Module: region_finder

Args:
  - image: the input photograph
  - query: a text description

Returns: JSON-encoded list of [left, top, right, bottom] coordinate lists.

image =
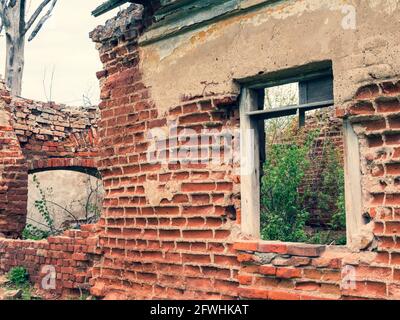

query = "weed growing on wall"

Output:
[[22, 174, 102, 240], [22, 176, 55, 240], [4, 267, 40, 300], [7, 267, 29, 286]]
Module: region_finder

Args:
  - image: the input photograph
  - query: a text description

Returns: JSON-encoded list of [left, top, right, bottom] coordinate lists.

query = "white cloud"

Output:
[[0, 0, 129, 106]]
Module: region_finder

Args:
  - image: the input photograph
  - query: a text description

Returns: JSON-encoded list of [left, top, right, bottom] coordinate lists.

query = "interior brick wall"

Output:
[[0, 83, 99, 237], [301, 108, 344, 225]]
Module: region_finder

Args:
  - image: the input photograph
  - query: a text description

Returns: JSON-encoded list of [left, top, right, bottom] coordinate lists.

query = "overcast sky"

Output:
[[0, 1, 129, 106]]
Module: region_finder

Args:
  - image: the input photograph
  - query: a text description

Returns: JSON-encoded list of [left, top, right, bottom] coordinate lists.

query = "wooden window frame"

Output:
[[238, 65, 363, 248]]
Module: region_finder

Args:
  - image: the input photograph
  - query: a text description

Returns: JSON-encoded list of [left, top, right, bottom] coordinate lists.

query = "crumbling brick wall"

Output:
[[0, 81, 99, 237], [86, 3, 400, 300], [0, 85, 28, 238], [1, 1, 400, 301], [0, 225, 101, 297], [235, 79, 400, 300], [10, 95, 99, 171], [89, 7, 242, 299], [86, 2, 400, 300], [0, 84, 101, 295]]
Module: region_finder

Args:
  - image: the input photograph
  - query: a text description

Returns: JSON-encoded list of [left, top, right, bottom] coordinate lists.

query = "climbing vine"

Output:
[[22, 174, 102, 241]]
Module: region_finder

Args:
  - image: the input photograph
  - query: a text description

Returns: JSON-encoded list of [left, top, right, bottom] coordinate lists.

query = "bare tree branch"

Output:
[[27, 0, 57, 41], [46, 200, 80, 224], [26, 217, 54, 230], [23, 0, 51, 33], [2, 0, 57, 95]]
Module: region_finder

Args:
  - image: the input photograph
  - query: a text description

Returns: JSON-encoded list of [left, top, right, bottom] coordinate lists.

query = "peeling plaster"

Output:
[[139, 0, 400, 114], [144, 180, 180, 206]]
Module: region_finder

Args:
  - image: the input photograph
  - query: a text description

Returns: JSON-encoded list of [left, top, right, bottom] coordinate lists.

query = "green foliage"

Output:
[[7, 267, 29, 286], [261, 125, 346, 245], [86, 202, 101, 222], [22, 175, 57, 240], [330, 166, 346, 231], [3, 267, 40, 300], [22, 224, 50, 240], [33, 175, 55, 228], [261, 132, 316, 242], [22, 174, 102, 241], [20, 284, 40, 300]]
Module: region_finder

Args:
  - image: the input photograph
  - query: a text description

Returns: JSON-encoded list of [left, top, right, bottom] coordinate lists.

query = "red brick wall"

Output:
[[235, 79, 400, 300], [0, 86, 28, 238], [9, 96, 99, 171], [301, 108, 344, 225], [0, 3, 399, 301], [0, 225, 101, 297], [89, 7, 241, 300], [0, 81, 99, 238]]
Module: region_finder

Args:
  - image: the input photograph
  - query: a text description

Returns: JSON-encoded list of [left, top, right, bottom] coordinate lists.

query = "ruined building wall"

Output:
[[89, 7, 242, 299], [1, 0, 400, 300], [10, 96, 99, 171], [236, 79, 400, 300], [88, 1, 400, 300], [0, 80, 100, 237], [0, 84, 28, 238], [0, 83, 102, 296]]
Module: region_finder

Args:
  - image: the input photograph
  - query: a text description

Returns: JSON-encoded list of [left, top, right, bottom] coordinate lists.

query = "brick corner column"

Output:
[[0, 83, 28, 238]]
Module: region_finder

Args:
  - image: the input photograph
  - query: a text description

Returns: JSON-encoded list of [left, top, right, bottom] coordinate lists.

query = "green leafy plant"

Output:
[[261, 118, 347, 245], [22, 224, 50, 241], [4, 267, 40, 300], [330, 166, 346, 231], [22, 175, 58, 240], [7, 267, 29, 286], [261, 132, 318, 242]]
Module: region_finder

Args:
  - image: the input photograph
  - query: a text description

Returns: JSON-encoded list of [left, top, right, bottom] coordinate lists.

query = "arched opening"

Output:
[[24, 168, 104, 240]]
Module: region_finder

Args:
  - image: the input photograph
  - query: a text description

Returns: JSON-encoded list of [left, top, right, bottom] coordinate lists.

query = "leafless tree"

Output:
[[0, 0, 58, 96]]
